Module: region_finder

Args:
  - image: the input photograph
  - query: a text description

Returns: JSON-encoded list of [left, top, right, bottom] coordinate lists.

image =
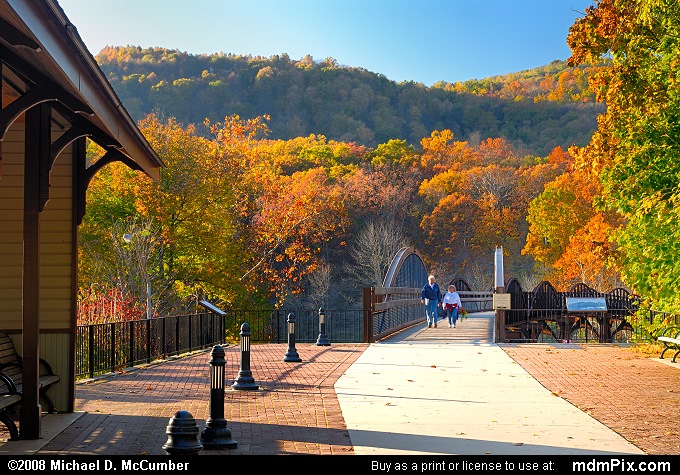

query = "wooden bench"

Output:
[[0, 372, 22, 440], [0, 332, 61, 439], [658, 326, 680, 363]]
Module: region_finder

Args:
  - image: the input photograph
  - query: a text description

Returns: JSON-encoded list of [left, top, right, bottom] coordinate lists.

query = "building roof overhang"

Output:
[[1, 0, 163, 180]]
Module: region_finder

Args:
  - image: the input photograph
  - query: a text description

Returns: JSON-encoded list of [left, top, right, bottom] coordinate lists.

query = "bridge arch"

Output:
[[362, 247, 428, 342], [382, 246, 428, 288], [365, 247, 495, 342], [448, 277, 472, 291]]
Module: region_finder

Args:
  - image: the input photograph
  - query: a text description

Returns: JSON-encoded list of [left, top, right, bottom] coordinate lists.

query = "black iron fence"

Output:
[[76, 311, 225, 379], [501, 279, 680, 343], [76, 305, 365, 379], [76, 289, 680, 379]]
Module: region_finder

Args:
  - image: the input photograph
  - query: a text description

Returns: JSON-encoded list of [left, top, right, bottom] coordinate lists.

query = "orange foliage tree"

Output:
[[522, 148, 624, 291], [550, 214, 622, 291], [419, 135, 568, 279], [522, 171, 599, 267], [207, 118, 350, 306]]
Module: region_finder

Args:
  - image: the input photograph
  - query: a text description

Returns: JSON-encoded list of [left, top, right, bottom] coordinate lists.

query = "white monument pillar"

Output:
[[494, 246, 504, 290], [493, 246, 505, 343]]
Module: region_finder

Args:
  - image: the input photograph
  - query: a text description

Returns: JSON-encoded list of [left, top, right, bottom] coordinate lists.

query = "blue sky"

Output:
[[58, 0, 595, 86]]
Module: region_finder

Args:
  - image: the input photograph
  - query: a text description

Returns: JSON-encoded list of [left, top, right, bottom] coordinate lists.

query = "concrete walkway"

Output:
[[335, 312, 645, 455]]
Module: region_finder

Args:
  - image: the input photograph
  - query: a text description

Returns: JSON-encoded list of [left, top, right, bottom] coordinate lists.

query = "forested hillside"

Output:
[[96, 46, 604, 156], [79, 1, 680, 339], [77, 45, 617, 321]]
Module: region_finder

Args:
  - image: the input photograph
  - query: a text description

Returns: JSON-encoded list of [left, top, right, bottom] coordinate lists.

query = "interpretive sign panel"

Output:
[[493, 293, 511, 310]]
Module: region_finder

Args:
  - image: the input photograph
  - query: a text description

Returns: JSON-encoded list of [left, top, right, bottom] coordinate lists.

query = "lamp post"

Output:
[[200, 345, 237, 450], [282, 313, 302, 362], [315, 306, 330, 346], [231, 323, 259, 390]]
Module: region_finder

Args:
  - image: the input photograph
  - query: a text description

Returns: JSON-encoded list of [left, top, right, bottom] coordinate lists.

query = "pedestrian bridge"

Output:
[[367, 246, 640, 344]]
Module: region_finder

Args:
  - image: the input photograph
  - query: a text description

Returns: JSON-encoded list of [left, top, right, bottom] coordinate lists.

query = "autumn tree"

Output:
[[551, 214, 623, 290], [132, 114, 247, 307], [208, 117, 350, 307], [419, 136, 560, 278], [78, 142, 158, 319], [522, 171, 600, 267], [567, 0, 680, 309]]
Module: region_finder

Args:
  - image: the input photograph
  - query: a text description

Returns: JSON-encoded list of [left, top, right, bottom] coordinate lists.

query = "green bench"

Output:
[[658, 326, 680, 363]]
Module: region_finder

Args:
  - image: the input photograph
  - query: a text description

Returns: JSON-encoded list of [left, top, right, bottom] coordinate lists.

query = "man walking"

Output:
[[421, 275, 442, 328]]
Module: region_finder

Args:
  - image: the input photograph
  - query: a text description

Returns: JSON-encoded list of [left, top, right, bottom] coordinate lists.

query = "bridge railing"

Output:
[[457, 291, 493, 312], [363, 287, 492, 342], [498, 281, 649, 343]]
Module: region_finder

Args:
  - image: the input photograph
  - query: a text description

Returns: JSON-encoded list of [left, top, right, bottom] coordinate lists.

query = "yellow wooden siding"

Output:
[[40, 131, 74, 331], [38, 332, 70, 412], [0, 231, 23, 242], [0, 254, 23, 267], [0, 277, 21, 287], [0, 209, 23, 221], [0, 122, 75, 330], [1, 119, 75, 412], [0, 126, 25, 329]]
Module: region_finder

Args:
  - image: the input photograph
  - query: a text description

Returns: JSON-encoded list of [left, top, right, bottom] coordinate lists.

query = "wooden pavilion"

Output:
[[1, 0, 163, 439]]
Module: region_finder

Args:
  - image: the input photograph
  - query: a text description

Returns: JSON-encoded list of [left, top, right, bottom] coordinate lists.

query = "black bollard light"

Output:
[[162, 410, 202, 455], [315, 306, 331, 346], [282, 312, 302, 362], [231, 322, 259, 390], [200, 345, 237, 450]]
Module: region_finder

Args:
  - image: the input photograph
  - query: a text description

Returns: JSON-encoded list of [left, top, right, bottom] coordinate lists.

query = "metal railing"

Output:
[[363, 287, 492, 342], [501, 307, 680, 344], [76, 293, 675, 379], [76, 310, 225, 379], [76, 304, 365, 379], [458, 291, 494, 312]]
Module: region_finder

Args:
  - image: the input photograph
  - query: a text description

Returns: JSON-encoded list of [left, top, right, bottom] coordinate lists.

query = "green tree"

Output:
[[134, 115, 247, 307], [567, 0, 680, 310]]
